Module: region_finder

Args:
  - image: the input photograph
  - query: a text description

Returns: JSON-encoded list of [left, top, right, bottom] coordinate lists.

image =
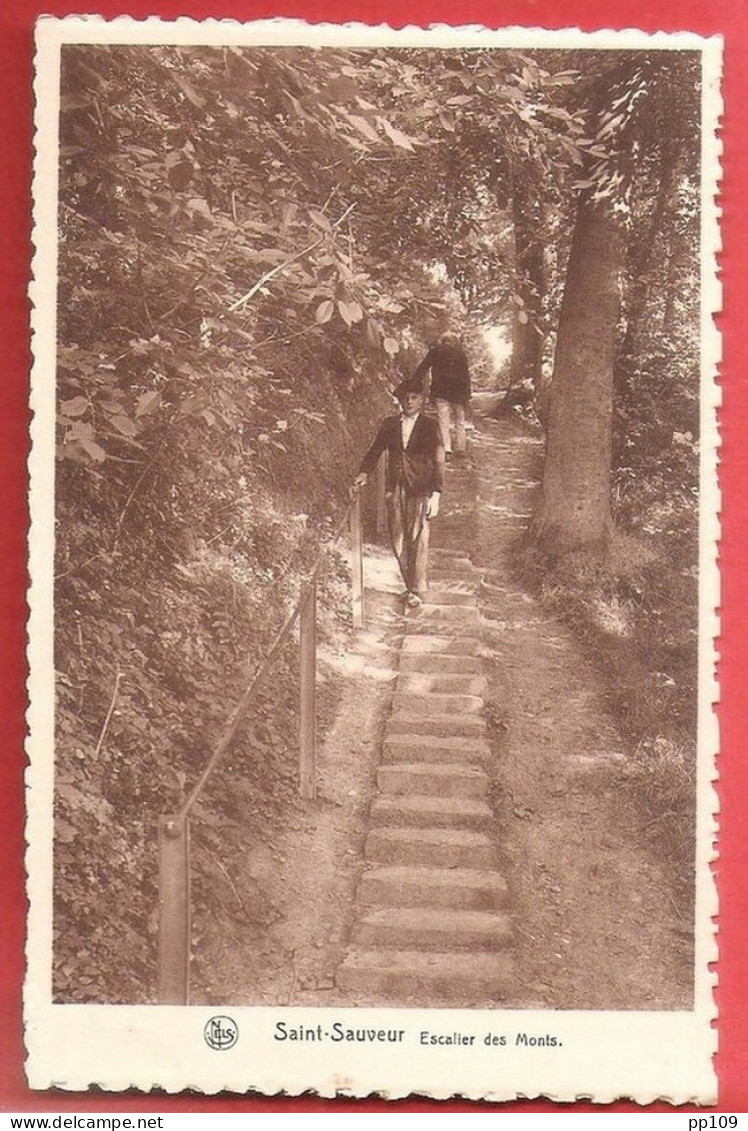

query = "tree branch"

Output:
[[227, 203, 356, 313], [94, 669, 123, 761]]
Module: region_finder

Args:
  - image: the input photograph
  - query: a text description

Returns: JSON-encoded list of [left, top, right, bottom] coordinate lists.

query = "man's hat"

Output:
[[393, 375, 427, 402]]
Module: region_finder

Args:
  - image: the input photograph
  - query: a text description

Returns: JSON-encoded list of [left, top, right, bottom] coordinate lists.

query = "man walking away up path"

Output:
[[411, 331, 471, 460], [353, 377, 445, 609]]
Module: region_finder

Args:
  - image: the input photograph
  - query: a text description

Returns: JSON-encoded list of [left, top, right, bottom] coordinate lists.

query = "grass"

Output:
[[512, 526, 698, 884]]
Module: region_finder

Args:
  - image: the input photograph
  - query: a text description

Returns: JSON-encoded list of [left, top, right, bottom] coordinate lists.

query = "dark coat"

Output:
[[359, 413, 445, 496], [411, 343, 471, 404]]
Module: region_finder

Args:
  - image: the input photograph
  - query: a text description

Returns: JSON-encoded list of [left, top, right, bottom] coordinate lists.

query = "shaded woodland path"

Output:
[[197, 404, 693, 1011]]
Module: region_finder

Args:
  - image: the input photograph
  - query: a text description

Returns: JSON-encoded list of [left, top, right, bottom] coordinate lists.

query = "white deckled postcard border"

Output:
[[26, 16, 721, 1101]]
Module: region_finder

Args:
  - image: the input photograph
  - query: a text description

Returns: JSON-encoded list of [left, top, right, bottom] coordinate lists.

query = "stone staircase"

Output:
[[337, 545, 513, 1005]]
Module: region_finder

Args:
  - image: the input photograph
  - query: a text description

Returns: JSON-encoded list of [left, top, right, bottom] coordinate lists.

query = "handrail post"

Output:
[[299, 579, 317, 800], [158, 812, 190, 1004], [350, 487, 365, 629], [153, 495, 362, 999], [376, 453, 387, 537]]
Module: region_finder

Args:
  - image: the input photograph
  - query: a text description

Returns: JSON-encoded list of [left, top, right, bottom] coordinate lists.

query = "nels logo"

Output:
[[204, 1015, 239, 1051]]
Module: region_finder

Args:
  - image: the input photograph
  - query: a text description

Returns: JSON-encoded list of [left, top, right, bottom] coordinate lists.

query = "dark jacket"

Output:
[[411, 343, 471, 404], [359, 413, 445, 496]]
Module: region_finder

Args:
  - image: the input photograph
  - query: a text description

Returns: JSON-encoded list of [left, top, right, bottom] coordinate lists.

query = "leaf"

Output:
[[135, 390, 161, 418], [60, 396, 89, 418], [69, 420, 94, 441], [56, 819, 77, 844], [285, 93, 307, 121], [378, 117, 416, 151], [186, 197, 213, 219], [308, 210, 332, 232], [548, 73, 579, 86], [383, 337, 400, 357], [334, 257, 353, 282], [77, 437, 107, 463], [347, 113, 380, 143], [338, 300, 363, 325], [315, 300, 334, 324], [257, 248, 290, 265], [58, 443, 87, 465], [107, 414, 139, 438], [337, 108, 380, 144]]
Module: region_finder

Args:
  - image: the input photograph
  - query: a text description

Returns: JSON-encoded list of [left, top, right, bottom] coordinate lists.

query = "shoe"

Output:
[[406, 592, 424, 609]]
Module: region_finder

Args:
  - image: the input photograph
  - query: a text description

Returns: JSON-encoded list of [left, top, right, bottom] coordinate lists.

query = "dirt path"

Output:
[[467, 405, 692, 1010], [199, 405, 692, 1011]]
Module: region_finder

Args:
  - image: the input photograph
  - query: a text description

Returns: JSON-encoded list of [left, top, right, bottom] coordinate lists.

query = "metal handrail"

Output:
[[157, 476, 372, 1004], [178, 494, 356, 821]]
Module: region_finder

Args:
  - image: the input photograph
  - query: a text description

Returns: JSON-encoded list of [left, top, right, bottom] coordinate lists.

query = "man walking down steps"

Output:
[[353, 376, 445, 611], [336, 513, 513, 1005]]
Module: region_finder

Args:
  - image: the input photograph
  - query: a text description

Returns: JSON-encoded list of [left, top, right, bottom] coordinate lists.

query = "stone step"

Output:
[[386, 712, 487, 739], [397, 672, 487, 697], [377, 762, 489, 799], [354, 907, 513, 951], [430, 548, 474, 563], [370, 793, 493, 830], [414, 604, 481, 625], [358, 864, 509, 910], [430, 563, 479, 578], [383, 733, 490, 765], [427, 578, 476, 592], [399, 653, 482, 675], [401, 635, 481, 656], [336, 948, 513, 1001], [365, 826, 497, 869], [392, 691, 484, 715], [425, 589, 476, 607]]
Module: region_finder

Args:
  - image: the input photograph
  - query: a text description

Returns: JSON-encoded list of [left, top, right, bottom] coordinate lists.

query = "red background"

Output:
[[1, 0, 745, 1113]]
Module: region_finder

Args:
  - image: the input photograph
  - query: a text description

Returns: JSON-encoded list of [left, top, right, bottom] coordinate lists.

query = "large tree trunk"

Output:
[[531, 194, 624, 557]]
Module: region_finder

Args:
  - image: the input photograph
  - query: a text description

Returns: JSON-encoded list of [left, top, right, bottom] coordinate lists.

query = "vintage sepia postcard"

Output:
[[26, 16, 721, 1102]]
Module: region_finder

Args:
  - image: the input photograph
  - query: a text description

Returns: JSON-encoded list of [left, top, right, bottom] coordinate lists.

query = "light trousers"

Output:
[[387, 482, 430, 597], [435, 398, 467, 454]]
